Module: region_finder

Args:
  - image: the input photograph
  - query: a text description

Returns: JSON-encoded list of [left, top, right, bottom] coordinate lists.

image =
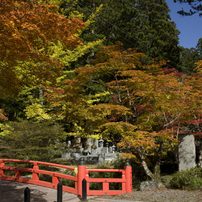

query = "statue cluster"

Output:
[[61, 136, 117, 164]]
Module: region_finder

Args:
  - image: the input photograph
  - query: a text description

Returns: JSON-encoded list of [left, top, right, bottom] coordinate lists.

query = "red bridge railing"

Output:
[[0, 158, 132, 197]]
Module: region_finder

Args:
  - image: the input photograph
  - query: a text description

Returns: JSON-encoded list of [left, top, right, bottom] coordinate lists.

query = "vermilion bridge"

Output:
[[0, 158, 132, 198]]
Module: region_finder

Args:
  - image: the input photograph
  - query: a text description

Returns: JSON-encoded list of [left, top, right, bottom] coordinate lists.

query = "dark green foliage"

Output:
[[0, 97, 26, 121], [179, 37, 202, 74], [61, 0, 138, 67], [60, 0, 180, 68], [174, 0, 202, 16], [170, 167, 202, 190], [0, 120, 66, 161], [196, 37, 202, 59], [131, 0, 180, 67], [179, 46, 199, 74]]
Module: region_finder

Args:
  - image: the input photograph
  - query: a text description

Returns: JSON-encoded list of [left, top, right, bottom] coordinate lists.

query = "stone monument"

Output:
[[178, 134, 196, 171]]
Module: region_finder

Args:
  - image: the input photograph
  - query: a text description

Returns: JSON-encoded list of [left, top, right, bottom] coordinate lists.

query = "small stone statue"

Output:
[[84, 138, 93, 154], [67, 140, 71, 148], [98, 138, 104, 148], [72, 136, 83, 153]]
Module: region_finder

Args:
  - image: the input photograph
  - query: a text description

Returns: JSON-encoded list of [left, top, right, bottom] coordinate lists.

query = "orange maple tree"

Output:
[[44, 41, 202, 183], [0, 0, 85, 96]]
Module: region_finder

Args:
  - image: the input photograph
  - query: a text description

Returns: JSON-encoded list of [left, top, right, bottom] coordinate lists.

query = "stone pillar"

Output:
[[178, 134, 196, 171], [103, 142, 108, 154], [94, 139, 99, 148], [98, 138, 104, 148], [108, 146, 113, 153], [112, 145, 116, 153]]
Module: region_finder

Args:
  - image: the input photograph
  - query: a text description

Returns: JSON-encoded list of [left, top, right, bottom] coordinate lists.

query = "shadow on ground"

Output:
[[0, 180, 49, 202]]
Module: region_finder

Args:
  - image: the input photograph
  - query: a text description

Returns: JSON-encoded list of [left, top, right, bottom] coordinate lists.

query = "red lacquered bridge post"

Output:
[[32, 162, 39, 181], [77, 157, 86, 197], [0, 159, 5, 178], [125, 159, 132, 193]]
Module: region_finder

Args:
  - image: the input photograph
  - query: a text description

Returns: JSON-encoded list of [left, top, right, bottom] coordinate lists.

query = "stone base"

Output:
[[139, 181, 158, 191]]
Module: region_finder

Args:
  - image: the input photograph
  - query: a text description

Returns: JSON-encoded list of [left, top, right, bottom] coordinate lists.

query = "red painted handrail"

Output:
[[0, 158, 132, 197], [78, 160, 132, 196], [0, 159, 77, 194]]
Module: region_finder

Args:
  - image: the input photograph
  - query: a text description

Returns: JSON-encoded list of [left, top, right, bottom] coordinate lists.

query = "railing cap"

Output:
[[125, 159, 131, 167], [78, 157, 86, 166]]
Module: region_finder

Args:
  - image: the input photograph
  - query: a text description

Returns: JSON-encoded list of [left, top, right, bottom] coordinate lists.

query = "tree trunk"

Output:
[[136, 147, 154, 180], [39, 86, 43, 106], [154, 161, 161, 183], [153, 141, 165, 187], [141, 158, 154, 180]]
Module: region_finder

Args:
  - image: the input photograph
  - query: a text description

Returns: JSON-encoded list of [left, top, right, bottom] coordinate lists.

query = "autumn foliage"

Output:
[[1, 0, 202, 184], [0, 0, 85, 96], [44, 42, 202, 181]]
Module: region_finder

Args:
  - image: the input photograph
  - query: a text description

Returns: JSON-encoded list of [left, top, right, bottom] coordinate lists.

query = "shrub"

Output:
[[0, 120, 66, 161], [170, 167, 202, 190]]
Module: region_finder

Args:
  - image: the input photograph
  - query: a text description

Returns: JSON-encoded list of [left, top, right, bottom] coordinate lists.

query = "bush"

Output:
[[0, 120, 66, 161], [170, 167, 202, 190]]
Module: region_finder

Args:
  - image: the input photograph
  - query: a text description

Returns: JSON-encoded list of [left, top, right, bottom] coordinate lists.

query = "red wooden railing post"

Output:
[[0, 159, 5, 178], [124, 159, 132, 193], [52, 173, 59, 189], [103, 179, 109, 195], [77, 157, 86, 197], [15, 170, 21, 180], [32, 162, 39, 181]]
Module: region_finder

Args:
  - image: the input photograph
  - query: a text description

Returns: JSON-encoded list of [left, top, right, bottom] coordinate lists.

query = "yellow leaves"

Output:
[[0, 0, 86, 96], [194, 60, 202, 73], [24, 103, 51, 122], [50, 39, 103, 68], [0, 123, 14, 137], [10, 20, 15, 27], [86, 91, 110, 104], [120, 153, 138, 161], [85, 4, 103, 27], [92, 103, 134, 117]]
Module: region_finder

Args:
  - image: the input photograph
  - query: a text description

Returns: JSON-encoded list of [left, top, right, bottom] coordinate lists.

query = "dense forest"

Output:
[[0, 0, 202, 184]]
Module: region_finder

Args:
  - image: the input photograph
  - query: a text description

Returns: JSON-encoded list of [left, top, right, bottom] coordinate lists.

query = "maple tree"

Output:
[[0, 0, 85, 97], [44, 42, 180, 182], [45, 41, 202, 184]]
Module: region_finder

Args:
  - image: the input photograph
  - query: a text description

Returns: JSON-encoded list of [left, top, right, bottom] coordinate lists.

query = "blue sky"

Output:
[[165, 0, 202, 49]]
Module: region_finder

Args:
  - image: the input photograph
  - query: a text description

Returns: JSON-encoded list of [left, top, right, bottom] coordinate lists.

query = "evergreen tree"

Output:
[[179, 46, 199, 74], [174, 0, 202, 16], [196, 37, 202, 59], [60, 0, 180, 68], [179, 38, 202, 74], [130, 0, 180, 67]]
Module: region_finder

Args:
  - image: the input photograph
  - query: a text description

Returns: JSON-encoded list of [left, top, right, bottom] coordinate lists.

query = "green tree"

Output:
[[131, 0, 180, 67], [174, 0, 202, 16], [196, 37, 202, 59], [179, 46, 199, 74], [0, 120, 67, 161], [178, 38, 202, 74], [60, 0, 180, 68]]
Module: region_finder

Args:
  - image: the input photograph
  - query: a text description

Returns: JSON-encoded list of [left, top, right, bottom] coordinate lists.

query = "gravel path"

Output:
[[98, 188, 202, 202]]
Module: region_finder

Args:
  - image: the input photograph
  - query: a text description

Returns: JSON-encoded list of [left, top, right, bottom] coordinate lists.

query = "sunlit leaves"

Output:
[[0, 0, 85, 96], [24, 103, 51, 122]]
